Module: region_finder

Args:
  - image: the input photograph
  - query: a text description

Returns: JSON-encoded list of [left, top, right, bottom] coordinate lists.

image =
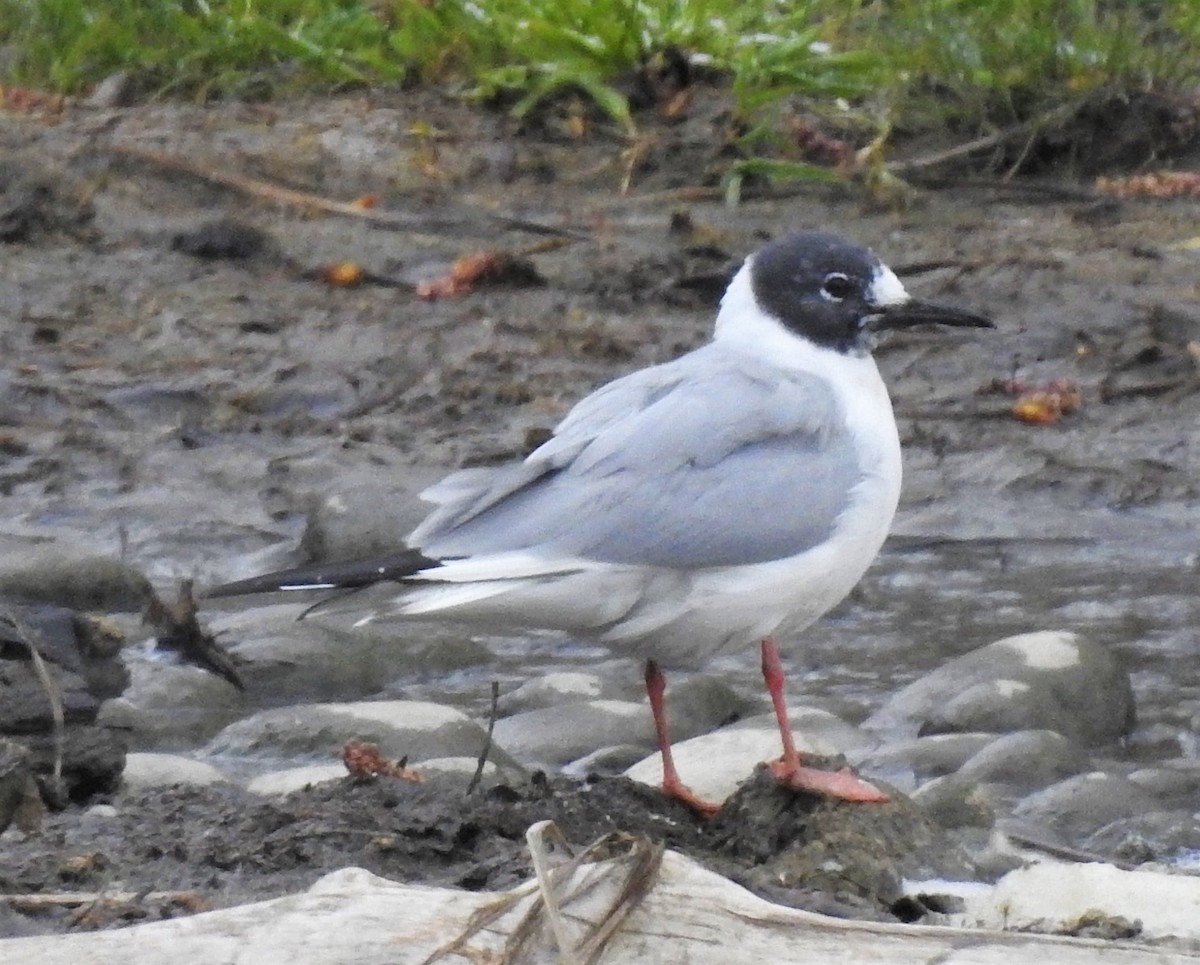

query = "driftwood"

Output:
[[1, 837, 1194, 965]]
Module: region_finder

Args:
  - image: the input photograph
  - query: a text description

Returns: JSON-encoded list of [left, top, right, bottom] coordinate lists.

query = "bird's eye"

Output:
[[822, 272, 856, 301]]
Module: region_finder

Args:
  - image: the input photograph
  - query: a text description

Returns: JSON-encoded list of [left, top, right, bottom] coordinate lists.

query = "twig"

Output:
[[0, 607, 64, 794], [467, 681, 500, 796], [0, 889, 206, 911], [887, 103, 1079, 175], [102, 145, 588, 240]]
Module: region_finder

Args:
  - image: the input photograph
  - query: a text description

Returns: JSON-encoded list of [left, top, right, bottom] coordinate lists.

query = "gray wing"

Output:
[[409, 345, 861, 568]]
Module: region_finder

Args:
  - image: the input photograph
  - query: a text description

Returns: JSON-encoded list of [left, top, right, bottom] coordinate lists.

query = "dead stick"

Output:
[[103, 145, 587, 239], [888, 103, 1079, 174], [1, 890, 204, 911], [468, 681, 500, 795]]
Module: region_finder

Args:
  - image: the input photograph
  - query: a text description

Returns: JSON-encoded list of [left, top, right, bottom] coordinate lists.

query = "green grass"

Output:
[[2, 0, 1199, 171]]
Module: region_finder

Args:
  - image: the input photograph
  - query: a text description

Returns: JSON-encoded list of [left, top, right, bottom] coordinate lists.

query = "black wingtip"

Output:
[[204, 549, 440, 599]]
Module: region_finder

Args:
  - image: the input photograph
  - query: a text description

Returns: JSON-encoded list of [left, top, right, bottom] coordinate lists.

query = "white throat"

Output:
[[712, 256, 903, 517], [713, 259, 862, 375]]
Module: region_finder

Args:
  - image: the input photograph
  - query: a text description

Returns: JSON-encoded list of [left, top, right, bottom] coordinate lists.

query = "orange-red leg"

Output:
[[761, 638, 889, 803], [644, 659, 719, 816]]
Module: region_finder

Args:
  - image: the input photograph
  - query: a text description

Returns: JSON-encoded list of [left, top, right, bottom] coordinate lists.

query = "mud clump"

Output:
[[0, 767, 967, 937]]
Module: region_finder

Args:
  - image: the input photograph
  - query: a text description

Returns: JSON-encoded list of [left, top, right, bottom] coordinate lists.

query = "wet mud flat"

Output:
[[1, 88, 1199, 947]]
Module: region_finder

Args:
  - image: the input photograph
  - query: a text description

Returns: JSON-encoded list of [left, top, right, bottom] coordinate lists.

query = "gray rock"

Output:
[[493, 699, 651, 768], [0, 739, 41, 834], [246, 755, 513, 797], [97, 652, 245, 747], [956, 729, 1090, 789], [418, 755, 514, 791], [493, 678, 757, 770], [563, 744, 649, 777], [851, 733, 995, 789], [910, 774, 997, 830], [204, 700, 514, 768], [865, 631, 1134, 747], [214, 606, 490, 701], [122, 752, 230, 792], [246, 764, 345, 796], [1014, 771, 1160, 841], [1127, 759, 1200, 810], [669, 677, 765, 736], [729, 708, 872, 755], [1084, 809, 1200, 865], [496, 672, 614, 715], [0, 549, 153, 612]]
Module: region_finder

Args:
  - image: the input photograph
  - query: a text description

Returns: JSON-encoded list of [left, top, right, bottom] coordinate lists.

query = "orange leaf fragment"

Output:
[[416, 249, 540, 300], [322, 261, 364, 287], [341, 739, 424, 783], [350, 194, 379, 210], [1012, 392, 1064, 425], [1011, 379, 1082, 426]]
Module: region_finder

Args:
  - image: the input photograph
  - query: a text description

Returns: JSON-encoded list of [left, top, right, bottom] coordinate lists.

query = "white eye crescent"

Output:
[[821, 272, 855, 301]]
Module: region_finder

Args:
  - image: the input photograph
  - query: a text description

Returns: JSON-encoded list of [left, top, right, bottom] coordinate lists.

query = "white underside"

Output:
[[376, 264, 904, 669]]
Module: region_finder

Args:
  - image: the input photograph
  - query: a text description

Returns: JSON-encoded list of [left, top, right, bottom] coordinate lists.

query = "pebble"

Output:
[[0, 547, 153, 612], [1083, 810, 1200, 865], [496, 672, 613, 715], [97, 651, 245, 746], [1013, 771, 1161, 841], [852, 733, 996, 791], [865, 631, 1134, 747], [203, 700, 516, 768], [492, 700, 650, 768], [956, 729, 1090, 789], [122, 752, 230, 792], [298, 473, 441, 563], [1127, 759, 1200, 810], [212, 606, 490, 701], [246, 764, 345, 796], [910, 775, 997, 830], [563, 744, 650, 777], [493, 677, 757, 770]]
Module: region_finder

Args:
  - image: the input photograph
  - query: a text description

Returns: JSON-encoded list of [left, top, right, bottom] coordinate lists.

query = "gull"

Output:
[[208, 231, 992, 813]]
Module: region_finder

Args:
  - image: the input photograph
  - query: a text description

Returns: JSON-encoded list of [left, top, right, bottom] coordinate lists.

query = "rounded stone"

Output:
[[203, 700, 514, 768], [492, 700, 651, 768], [956, 730, 1090, 789], [122, 752, 230, 792], [97, 653, 246, 748], [213, 605, 491, 702], [853, 733, 996, 790], [246, 764, 345, 796], [1013, 771, 1161, 842], [865, 631, 1135, 747], [496, 672, 613, 715], [910, 774, 997, 830]]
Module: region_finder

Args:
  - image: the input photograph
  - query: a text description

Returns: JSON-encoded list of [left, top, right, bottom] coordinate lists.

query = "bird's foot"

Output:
[[660, 775, 720, 817], [768, 758, 889, 804]]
